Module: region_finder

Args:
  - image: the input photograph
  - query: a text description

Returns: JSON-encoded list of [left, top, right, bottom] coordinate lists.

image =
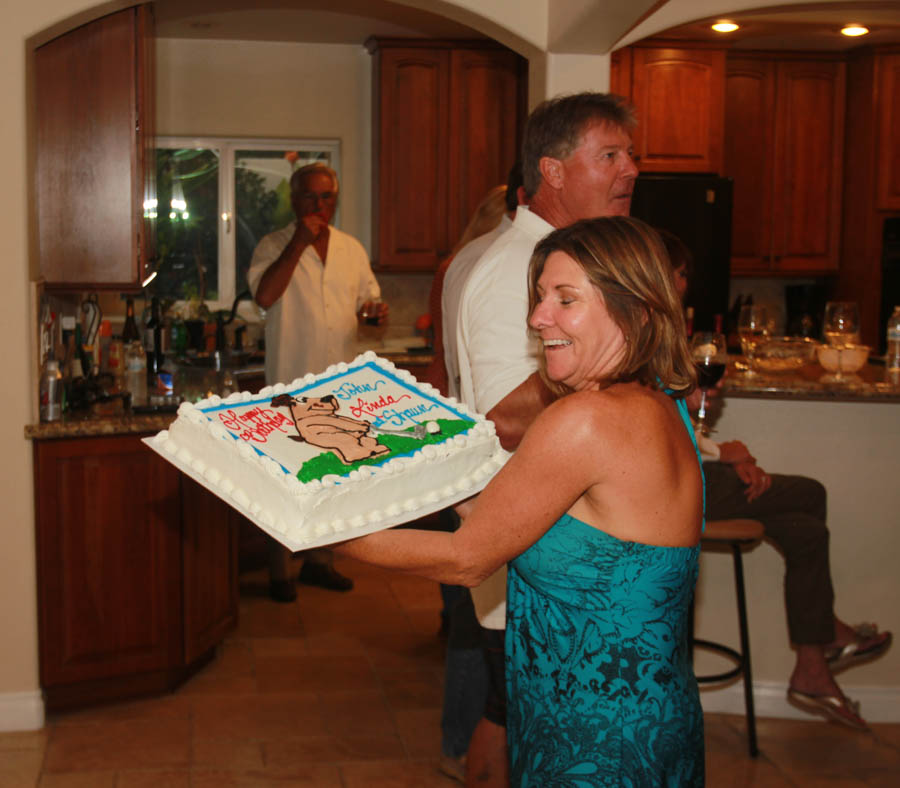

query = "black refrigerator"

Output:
[[630, 174, 733, 333]]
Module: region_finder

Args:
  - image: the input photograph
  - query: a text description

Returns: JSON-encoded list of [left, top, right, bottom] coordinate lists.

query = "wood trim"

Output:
[[365, 37, 507, 54]]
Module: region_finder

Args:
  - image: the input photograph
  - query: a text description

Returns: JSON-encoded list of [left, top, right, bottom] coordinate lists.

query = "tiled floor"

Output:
[[2, 557, 899, 787]]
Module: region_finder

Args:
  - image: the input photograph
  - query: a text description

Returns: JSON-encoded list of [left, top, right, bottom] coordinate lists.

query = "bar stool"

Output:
[[691, 518, 765, 758]]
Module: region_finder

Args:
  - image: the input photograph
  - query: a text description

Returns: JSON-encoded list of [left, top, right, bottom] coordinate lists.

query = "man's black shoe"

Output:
[[269, 579, 297, 603], [298, 562, 354, 592]]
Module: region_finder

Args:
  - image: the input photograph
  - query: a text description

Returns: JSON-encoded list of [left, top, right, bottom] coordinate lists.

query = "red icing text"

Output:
[[348, 392, 412, 420], [219, 407, 293, 443]]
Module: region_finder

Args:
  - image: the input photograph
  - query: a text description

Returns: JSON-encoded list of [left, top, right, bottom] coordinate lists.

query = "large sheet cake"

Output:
[[143, 352, 509, 551]]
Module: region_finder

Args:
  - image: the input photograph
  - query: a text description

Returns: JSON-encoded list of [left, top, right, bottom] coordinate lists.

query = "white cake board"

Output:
[[142, 436, 489, 552]]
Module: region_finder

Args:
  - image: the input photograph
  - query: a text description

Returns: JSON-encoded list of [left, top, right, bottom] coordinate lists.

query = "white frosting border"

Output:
[[142, 352, 509, 551]]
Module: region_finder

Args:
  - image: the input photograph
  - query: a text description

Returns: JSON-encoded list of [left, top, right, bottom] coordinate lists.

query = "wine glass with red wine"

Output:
[[690, 331, 727, 436]]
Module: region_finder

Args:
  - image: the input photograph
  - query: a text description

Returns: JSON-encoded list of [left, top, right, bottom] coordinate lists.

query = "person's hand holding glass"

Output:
[[690, 331, 727, 436], [738, 304, 769, 375]]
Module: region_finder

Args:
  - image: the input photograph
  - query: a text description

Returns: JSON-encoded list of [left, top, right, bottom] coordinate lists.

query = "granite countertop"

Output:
[[26, 349, 436, 441], [37, 352, 893, 441], [25, 411, 175, 440], [722, 359, 900, 402]]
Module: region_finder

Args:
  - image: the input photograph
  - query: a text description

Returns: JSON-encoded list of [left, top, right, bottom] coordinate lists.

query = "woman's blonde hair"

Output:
[[451, 185, 508, 255], [528, 216, 697, 396]]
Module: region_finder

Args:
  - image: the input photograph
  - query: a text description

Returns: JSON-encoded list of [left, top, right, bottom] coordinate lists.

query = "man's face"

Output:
[[557, 121, 638, 221], [291, 171, 338, 225]]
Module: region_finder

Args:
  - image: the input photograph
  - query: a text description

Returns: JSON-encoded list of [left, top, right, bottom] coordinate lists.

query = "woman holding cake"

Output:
[[337, 216, 705, 786]]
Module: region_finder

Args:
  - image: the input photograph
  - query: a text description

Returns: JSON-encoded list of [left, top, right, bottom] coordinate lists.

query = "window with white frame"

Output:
[[148, 137, 341, 312]]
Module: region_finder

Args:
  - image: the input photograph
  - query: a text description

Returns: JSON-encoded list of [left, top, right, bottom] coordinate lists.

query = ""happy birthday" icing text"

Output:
[[219, 407, 293, 443]]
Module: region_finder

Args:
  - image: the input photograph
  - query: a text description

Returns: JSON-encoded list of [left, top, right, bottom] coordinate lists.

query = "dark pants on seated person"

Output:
[[703, 462, 835, 645]]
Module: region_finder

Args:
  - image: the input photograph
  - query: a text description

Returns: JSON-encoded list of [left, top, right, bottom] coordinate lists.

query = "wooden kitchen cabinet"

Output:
[[368, 39, 525, 271], [181, 476, 240, 664], [34, 434, 238, 710], [838, 47, 900, 347], [618, 45, 726, 174], [876, 53, 900, 211], [725, 55, 845, 276], [35, 5, 154, 289]]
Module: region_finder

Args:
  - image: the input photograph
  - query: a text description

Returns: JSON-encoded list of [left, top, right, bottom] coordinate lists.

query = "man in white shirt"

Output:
[[455, 92, 639, 785], [248, 163, 386, 600], [248, 163, 384, 385]]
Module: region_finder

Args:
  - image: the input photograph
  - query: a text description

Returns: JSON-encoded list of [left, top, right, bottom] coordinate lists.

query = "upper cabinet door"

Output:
[[630, 47, 725, 174], [877, 54, 900, 211], [724, 57, 776, 275], [369, 39, 526, 271], [373, 47, 451, 272], [35, 6, 153, 289], [770, 59, 845, 273], [446, 48, 522, 255]]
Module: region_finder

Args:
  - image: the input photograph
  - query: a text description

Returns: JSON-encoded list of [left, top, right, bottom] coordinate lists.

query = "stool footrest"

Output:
[[692, 638, 744, 683]]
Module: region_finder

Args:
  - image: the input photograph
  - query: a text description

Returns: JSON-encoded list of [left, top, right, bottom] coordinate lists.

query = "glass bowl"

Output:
[[815, 343, 871, 374], [752, 337, 818, 373]]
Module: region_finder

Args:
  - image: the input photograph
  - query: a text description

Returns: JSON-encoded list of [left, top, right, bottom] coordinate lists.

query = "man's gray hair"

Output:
[[290, 162, 339, 194], [521, 92, 636, 197]]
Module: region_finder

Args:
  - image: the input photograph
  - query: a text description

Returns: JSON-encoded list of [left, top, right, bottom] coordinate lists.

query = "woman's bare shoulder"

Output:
[[524, 386, 641, 451]]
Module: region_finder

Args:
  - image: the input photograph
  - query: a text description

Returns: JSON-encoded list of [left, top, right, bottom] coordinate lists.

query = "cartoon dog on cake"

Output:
[[271, 393, 390, 465]]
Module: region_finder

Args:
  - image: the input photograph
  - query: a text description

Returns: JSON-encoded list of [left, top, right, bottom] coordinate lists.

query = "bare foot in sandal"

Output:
[[826, 621, 892, 673]]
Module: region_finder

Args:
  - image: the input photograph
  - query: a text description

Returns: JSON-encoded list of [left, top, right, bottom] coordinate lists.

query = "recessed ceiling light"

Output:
[[711, 21, 740, 33], [841, 24, 869, 37]]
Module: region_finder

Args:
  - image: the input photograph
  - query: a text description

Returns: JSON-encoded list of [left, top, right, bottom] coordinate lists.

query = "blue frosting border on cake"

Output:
[[194, 359, 477, 482]]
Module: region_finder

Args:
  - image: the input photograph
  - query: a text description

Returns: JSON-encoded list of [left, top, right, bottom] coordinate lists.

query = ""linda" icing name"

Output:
[[348, 392, 412, 420], [219, 407, 293, 443]]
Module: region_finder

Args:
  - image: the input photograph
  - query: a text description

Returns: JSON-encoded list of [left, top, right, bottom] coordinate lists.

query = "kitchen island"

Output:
[[696, 361, 900, 722]]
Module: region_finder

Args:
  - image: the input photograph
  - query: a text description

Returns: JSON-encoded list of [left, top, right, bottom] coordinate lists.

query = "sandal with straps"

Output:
[[825, 624, 892, 673], [787, 688, 869, 731]]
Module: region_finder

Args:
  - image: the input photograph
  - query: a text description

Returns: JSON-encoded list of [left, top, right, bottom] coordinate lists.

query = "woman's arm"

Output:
[[334, 393, 607, 585]]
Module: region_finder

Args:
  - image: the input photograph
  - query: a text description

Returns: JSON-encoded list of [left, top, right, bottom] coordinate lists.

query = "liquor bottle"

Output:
[[39, 358, 62, 422], [122, 297, 140, 343]]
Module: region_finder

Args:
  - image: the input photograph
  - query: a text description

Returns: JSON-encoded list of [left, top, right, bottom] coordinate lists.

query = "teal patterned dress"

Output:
[[505, 404, 704, 786]]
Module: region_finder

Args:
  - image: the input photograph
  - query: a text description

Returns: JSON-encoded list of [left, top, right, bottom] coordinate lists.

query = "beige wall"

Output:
[[4, 0, 896, 731], [156, 38, 373, 253]]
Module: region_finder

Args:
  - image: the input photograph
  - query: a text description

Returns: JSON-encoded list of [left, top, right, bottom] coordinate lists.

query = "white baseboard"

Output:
[[700, 680, 900, 723], [0, 691, 45, 732]]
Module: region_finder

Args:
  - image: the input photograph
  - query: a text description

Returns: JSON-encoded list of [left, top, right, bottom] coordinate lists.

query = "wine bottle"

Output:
[[122, 297, 140, 343], [145, 297, 164, 388]]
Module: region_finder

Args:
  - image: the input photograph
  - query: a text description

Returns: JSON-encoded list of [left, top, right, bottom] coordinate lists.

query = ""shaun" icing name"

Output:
[[375, 402, 439, 428], [218, 407, 293, 443]]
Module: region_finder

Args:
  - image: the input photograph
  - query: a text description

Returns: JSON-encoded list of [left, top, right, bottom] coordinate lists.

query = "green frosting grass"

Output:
[[295, 418, 475, 483]]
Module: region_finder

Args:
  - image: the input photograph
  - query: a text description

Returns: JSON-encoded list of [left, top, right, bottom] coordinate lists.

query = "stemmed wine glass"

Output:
[[690, 332, 727, 436], [738, 304, 769, 375], [823, 301, 860, 346]]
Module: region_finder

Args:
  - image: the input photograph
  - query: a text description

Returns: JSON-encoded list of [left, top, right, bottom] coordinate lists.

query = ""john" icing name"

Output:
[[219, 407, 293, 443], [333, 379, 386, 399]]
